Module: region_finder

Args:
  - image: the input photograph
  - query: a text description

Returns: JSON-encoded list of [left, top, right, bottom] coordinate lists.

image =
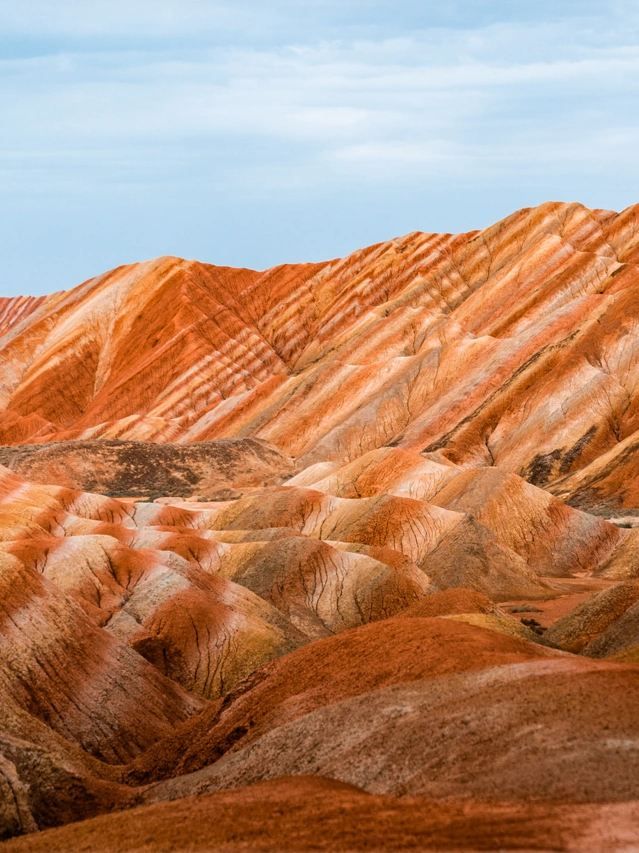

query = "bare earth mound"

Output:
[[3, 202, 639, 849], [0, 438, 292, 498], [4, 777, 639, 853]]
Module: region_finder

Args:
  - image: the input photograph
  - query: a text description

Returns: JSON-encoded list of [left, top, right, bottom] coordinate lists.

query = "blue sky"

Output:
[[1, 1, 639, 296]]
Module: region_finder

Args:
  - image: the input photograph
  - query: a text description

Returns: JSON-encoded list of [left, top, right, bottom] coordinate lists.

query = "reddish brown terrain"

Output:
[[2, 201, 639, 850]]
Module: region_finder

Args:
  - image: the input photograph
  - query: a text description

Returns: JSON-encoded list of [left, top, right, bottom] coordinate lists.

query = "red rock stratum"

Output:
[[3, 201, 639, 849], [2, 201, 639, 510]]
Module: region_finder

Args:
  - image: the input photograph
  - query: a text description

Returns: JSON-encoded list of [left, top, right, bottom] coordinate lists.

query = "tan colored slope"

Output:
[[98, 550, 305, 699], [550, 426, 639, 511], [128, 614, 558, 784], [146, 657, 639, 805], [0, 444, 620, 649], [396, 586, 493, 617], [0, 551, 203, 764], [293, 445, 461, 500], [429, 466, 620, 576], [2, 202, 639, 508], [0, 604, 555, 840], [0, 559, 633, 845], [213, 535, 430, 636], [0, 476, 307, 705], [0, 721, 134, 839], [0, 452, 568, 812], [545, 581, 639, 657], [418, 513, 547, 599], [165, 484, 558, 598], [0, 258, 292, 442], [0, 449, 624, 632], [0, 602, 556, 839], [295, 448, 624, 592], [200, 202, 639, 499], [0, 295, 51, 338], [0, 464, 437, 768]]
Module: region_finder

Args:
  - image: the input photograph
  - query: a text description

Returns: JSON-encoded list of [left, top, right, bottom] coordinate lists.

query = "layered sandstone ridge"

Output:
[[4, 201, 639, 849], [2, 201, 639, 510], [0, 297, 51, 341], [2, 444, 639, 844]]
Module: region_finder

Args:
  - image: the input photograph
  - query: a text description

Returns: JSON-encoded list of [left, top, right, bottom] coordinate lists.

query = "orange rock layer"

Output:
[[2, 201, 639, 509], [4, 202, 639, 848]]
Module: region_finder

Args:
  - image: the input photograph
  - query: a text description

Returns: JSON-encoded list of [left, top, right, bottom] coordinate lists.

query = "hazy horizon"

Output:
[[2, 0, 639, 296]]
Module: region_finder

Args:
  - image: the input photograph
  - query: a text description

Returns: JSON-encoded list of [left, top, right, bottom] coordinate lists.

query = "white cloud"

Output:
[[2, 26, 638, 175], [1, 1, 639, 292]]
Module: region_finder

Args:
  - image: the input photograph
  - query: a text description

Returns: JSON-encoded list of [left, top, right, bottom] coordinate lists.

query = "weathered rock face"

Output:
[[4, 201, 639, 848], [1, 202, 639, 510], [1, 448, 638, 843]]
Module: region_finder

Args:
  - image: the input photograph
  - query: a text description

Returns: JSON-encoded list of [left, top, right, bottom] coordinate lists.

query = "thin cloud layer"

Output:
[[1, 2, 638, 294]]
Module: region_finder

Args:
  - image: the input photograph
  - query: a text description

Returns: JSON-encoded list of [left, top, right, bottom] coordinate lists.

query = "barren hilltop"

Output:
[[3, 201, 639, 850]]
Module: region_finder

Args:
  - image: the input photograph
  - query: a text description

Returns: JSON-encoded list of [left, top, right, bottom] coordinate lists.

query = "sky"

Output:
[[1, 1, 639, 296]]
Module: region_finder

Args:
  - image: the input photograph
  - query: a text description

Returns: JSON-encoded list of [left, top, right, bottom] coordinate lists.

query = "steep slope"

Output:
[[0, 605, 556, 840], [127, 614, 558, 784], [0, 296, 51, 338], [0, 550, 203, 764], [4, 201, 639, 849], [2, 202, 639, 509]]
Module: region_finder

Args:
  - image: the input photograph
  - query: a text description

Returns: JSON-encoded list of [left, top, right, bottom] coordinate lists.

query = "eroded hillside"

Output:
[[3, 202, 639, 850], [2, 201, 639, 511]]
